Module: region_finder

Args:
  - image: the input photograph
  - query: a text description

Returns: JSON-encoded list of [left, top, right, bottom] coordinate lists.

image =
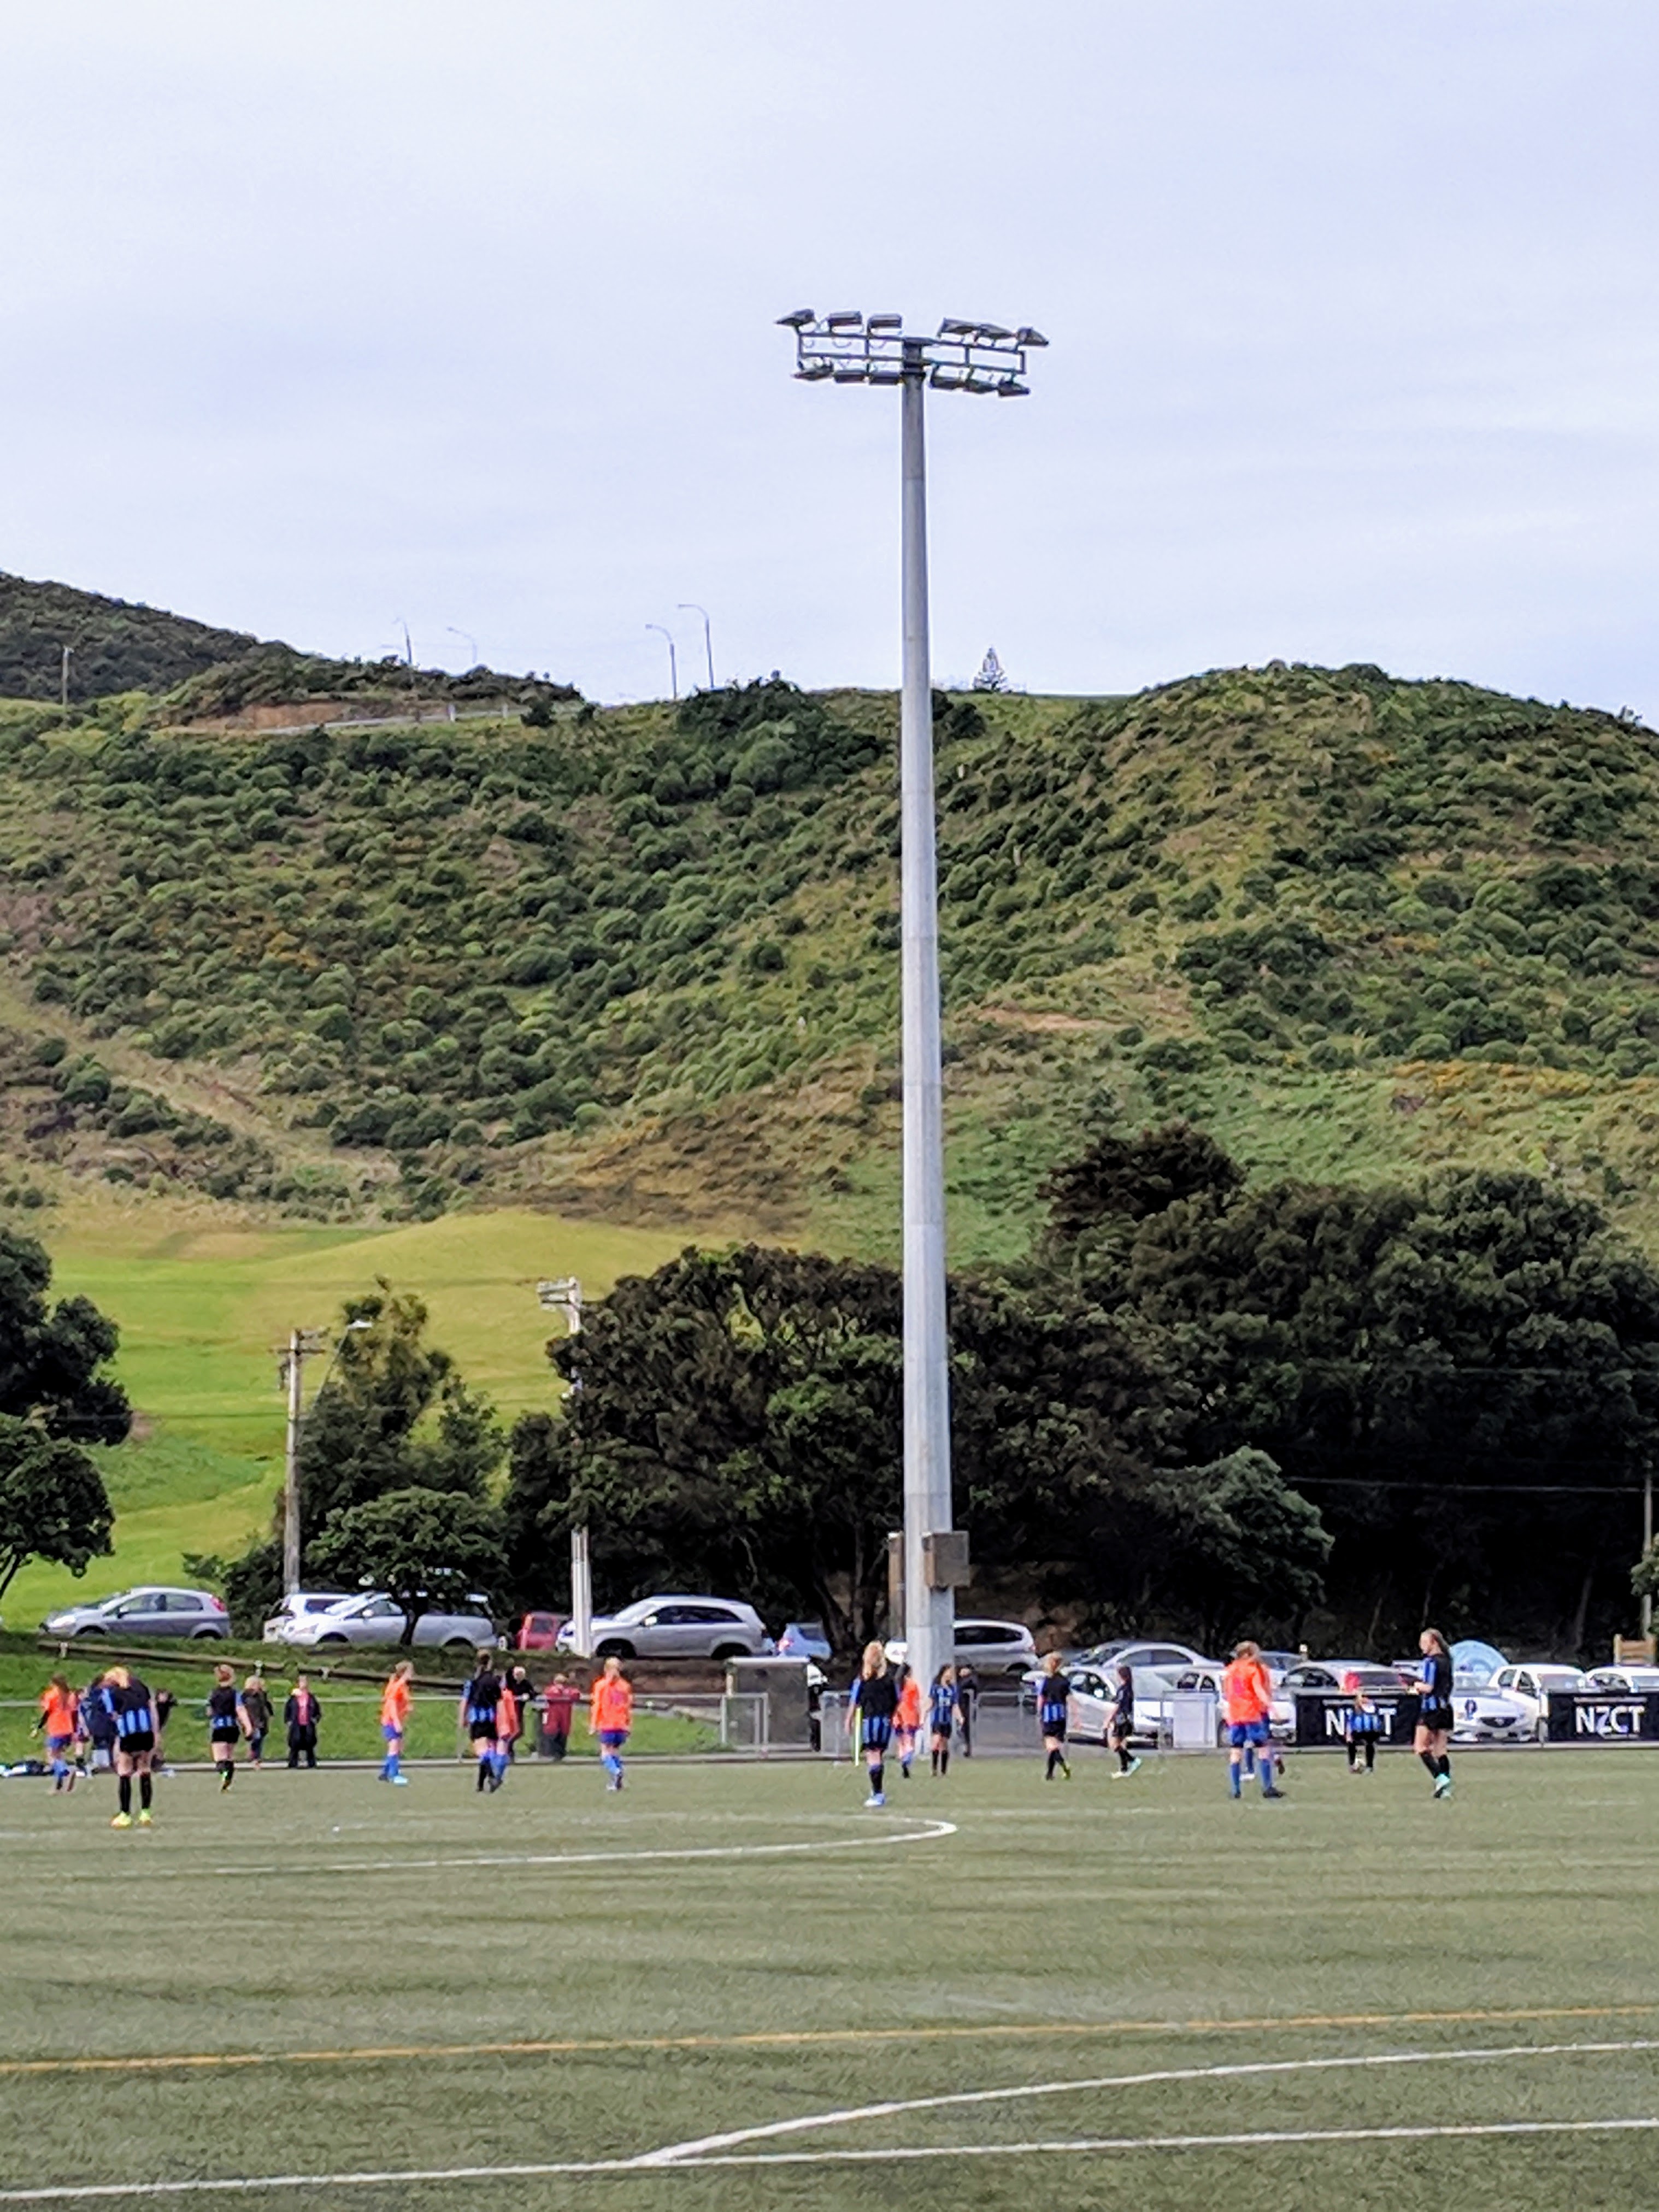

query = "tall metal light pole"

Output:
[[538, 1276, 591, 1655], [678, 603, 716, 690], [779, 309, 1044, 1697], [646, 623, 679, 702], [278, 1319, 372, 1594]]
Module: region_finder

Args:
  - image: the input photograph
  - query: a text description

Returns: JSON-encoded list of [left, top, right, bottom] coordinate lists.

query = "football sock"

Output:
[[1260, 1759, 1275, 1794], [1229, 1762, 1242, 1798], [118, 1775, 132, 1815], [870, 1761, 884, 1794], [1420, 1750, 1439, 1779], [938, 1746, 949, 1776], [220, 1761, 233, 1791], [138, 1774, 152, 1811], [1118, 1747, 1132, 1772], [1437, 1754, 1451, 1779], [1045, 1749, 1058, 1779], [476, 1761, 488, 1791]]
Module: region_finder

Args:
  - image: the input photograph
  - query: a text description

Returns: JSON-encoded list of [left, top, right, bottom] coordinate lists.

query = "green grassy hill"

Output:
[[6, 650, 1659, 1616]]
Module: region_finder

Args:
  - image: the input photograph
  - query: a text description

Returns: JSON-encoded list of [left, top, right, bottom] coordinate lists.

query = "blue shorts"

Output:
[[1229, 1719, 1270, 1748], [861, 1715, 893, 1752], [381, 1721, 402, 1742], [598, 1729, 629, 1750]]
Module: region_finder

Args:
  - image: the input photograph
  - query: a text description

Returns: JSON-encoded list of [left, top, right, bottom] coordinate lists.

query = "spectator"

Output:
[[503, 1663, 535, 1760], [81, 1673, 116, 1772], [152, 1686, 178, 1775], [956, 1663, 979, 1757], [284, 1675, 321, 1768], [241, 1675, 273, 1769], [539, 1673, 580, 1761]]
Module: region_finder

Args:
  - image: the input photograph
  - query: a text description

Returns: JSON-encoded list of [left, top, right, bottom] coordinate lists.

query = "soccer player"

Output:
[[1221, 1640, 1282, 1800], [460, 1650, 505, 1793], [102, 1666, 159, 1828], [379, 1660, 414, 1785], [34, 1674, 79, 1792], [927, 1664, 957, 1777], [1344, 1672, 1384, 1775], [1108, 1663, 1141, 1778], [1037, 1652, 1072, 1781], [1415, 1627, 1455, 1798], [590, 1654, 633, 1791], [893, 1666, 922, 1778], [206, 1663, 246, 1791], [846, 1643, 898, 1807]]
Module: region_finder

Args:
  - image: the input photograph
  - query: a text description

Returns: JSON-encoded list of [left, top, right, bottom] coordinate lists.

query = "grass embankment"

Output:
[[3, 1198, 696, 1625]]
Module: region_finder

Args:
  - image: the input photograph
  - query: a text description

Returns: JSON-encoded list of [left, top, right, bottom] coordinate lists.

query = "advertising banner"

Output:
[[1293, 1692, 1420, 1748], [1545, 1691, 1659, 1742]]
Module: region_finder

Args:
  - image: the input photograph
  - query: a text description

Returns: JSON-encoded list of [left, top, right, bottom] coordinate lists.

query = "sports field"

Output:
[[2, 1745, 1656, 2209]]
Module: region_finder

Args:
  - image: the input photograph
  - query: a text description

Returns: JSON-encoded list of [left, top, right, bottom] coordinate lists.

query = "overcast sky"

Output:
[[4, 5, 1656, 717]]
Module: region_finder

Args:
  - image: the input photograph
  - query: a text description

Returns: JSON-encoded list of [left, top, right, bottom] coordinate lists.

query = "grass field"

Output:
[[2, 1744, 1656, 2208], [4, 1197, 697, 1626]]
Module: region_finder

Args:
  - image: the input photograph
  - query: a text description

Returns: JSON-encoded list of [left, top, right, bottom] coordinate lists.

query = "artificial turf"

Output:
[[1, 1745, 1656, 2210]]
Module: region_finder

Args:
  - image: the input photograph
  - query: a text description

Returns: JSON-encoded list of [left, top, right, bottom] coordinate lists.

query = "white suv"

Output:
[[559, 1596, 772, 1662]]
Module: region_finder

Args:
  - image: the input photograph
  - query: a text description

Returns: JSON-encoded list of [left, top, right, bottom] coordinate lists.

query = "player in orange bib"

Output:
[[1221, 1640, 1282, 1800], [36, 1675, 80, 1792], [590, 1655, 633, 1791], [893, 1667, 922, 1779], [379, 1660, 414, 1786]]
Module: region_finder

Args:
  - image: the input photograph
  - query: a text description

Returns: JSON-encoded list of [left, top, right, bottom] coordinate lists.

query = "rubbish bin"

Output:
[[818, 1690, 847, 1758], [725, 1657, 811, 1749], [1168, 1690, 1219, 1751]]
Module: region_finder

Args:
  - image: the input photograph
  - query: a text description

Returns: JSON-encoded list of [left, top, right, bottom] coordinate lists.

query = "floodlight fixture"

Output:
[[778, 308, 816, 328], [776, 307, 1040, 1704]]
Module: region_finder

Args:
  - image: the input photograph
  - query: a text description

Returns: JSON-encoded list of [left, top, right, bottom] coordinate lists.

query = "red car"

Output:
[[515, 1610, 565, 1651]]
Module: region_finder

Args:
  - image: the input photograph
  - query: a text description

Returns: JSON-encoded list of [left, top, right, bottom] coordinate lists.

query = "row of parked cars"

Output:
[[1020, 1639, 1633, 1746]]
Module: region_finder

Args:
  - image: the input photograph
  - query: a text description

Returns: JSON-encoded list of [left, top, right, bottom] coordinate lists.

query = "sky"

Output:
[[3, 4, 1656, 717]]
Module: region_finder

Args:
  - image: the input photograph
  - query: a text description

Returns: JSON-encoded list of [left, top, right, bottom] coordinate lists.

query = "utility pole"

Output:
[[59, 646, 72, 714], [278, 1319, 371, 1594], [538, 1276, 591, 1655], [779, 308, 1042, 1695], [645, 623, 679, 703], [678, 603, 716, 690], [1644, 1469, 1654, 1643]]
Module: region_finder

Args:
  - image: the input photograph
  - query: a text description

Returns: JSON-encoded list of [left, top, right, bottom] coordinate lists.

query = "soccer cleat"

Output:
[[136, 1810, 153, 1826], [1261, 1787, 1286, 1800], [1433, 1773, 1452, 1799], [110, 1811, 132, 1828], [1126, 1755, 1142, 1776], [390, 1774, 409, 1786], [864, 1791, 886, 1808]]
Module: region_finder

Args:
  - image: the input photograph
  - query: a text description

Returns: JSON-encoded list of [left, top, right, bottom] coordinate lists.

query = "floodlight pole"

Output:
[[538, 1276, 591, 1656], [279, 1320, 370, 1594], [896, 343, 954, 1705]]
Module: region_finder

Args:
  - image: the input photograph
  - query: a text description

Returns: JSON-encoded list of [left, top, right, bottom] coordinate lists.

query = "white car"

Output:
[[270, 1591, 499, 1652], [1489, 1663, 1587, 1739], [1270, 1661, 1415, 1742], [1023, 1640, 1221, 1711], [885, 1619, 1038, 1678], [558, 1595, 771, 1662], [261, 1591, 356, 1643], [1582, 1666, 1659, 1696], [1446, 1670, 1530, 1744]]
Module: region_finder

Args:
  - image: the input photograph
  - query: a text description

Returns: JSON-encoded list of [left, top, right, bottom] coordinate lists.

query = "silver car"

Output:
[[559, 1595, 770, 1661], [273, 1591, 499, 1654], [41, 1586, 231, 1640]]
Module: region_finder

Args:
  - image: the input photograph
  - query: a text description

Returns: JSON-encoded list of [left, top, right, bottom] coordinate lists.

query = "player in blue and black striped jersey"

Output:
[[460, 1655, 505, 1793], [846, 1643, 900, 1808], [1415, 1627, 1455, 1799], [1037, 1652, 1072, 1781], [927, 1665, 957, 1778]]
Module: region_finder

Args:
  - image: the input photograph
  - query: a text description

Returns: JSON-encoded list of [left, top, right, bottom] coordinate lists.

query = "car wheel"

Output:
[[711, 1644, 748, 1662], [74, 1626, 105, 1637], [443, 1638, 473, 1654], [190, 1627, 227, 1640], [595, 1639, 634, 1660], [316, 1634, 348, 1647]]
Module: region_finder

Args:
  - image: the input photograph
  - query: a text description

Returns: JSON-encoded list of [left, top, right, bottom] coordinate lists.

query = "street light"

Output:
[[778, 308, 1042, 1698], [646, 622, 679, 702], [678, 603, 716, 691], [279, 1318, 372, 1595], [446, 626, 479, 670], [537, 1276, 592, 1655]]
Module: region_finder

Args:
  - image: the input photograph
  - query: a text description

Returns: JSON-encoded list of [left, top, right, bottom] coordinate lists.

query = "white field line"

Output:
[[1, 2038, 1654, 2200]]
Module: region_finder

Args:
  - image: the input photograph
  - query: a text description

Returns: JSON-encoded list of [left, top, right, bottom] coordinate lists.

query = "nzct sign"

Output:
[[1293, 1695, 1419, 1748], [1546, 1692, 1659, 1742]]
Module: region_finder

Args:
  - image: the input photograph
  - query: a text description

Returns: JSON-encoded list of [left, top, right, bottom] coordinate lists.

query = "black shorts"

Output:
[[117, 1733, 155, 1758], [1419, 1705, 1452, 1734], [1040, 1714, 1068, 1741], [469, 1720, 499, 1741], [210, 1728, 240, 1748]]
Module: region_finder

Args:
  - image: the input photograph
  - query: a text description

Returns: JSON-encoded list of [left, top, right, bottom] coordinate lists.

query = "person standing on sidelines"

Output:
[[1037, 1652, 1073, 1781], [206, 1664, 246, 1792], [539, 1673, 579, 1760], [379, 1660, 414, 1785], [590, 1655, 633, 1791], [502, 1663, 534, 1761], [893, 1666, 922, 1779], [1221, 1641, 1282, 1801], [1415, 1627, 1456, 1799], [284, 1675, 321, 1768], [241, 1675, 273, 1770], [1344, 1673, 1385, 1775], [102, 1667, 159, 1829], [927, 1664, 957, 1778], [34, 1675, 80, 1792], [846, 1642, 899, 1808], [461, 1651, 505, 1793], [955, 1662, 978, 1758], [1108, 1663, 1141, 1779]]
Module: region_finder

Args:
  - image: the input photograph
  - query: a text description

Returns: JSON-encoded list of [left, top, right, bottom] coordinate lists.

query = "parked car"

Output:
[[515, 1610, 566, 1652], [886, 1619, 1040, 1678], [1489, 1663, 1586, 1739], [557, 1595, 772, 1662], [42, 1586, 230, 1640], [1447, 1670, 1529, 1743], [1582, 1665, 1659, 1696], [270, 1592, 499, 1653], [776, 1620, 833, 1662], [261, 1591, 357, 1642], [1270, 1661, 1415, 1739], [1023, 1640, 1220, 1708]]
